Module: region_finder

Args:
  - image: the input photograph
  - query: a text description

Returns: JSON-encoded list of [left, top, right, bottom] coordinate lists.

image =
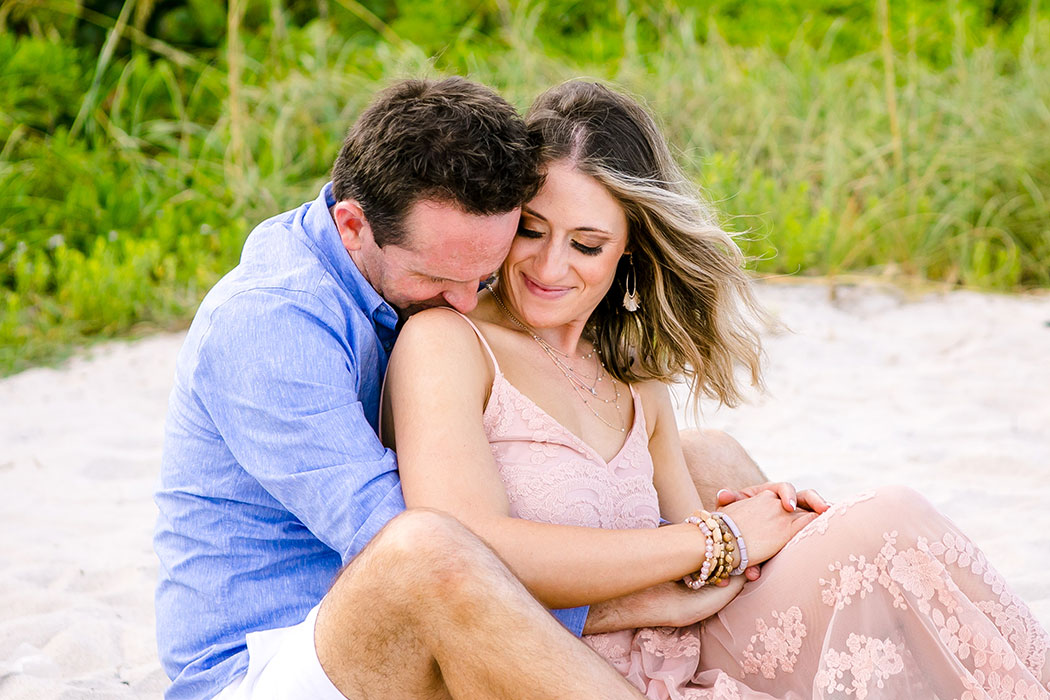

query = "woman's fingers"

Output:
[[742, 481, 797, 511], [788, 510, 820, 536], [718, 483, 798, 511], [796, 489, 830, 514], [775, 482, 798, 511], [715, 488, 744, 507]]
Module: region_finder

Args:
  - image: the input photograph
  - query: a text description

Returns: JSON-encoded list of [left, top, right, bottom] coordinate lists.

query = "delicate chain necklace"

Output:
[[487, 283, 627, 433], [486, 283, 601, 395]]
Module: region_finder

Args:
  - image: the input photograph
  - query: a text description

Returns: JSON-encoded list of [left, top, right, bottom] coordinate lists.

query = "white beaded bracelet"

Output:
[[714, 511, 749, 576]]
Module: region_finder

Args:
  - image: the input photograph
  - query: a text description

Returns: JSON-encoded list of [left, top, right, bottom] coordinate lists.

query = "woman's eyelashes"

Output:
[[517, 226, 543, 239], [571, 241, 603, 256], [516, 225, 605, 256]]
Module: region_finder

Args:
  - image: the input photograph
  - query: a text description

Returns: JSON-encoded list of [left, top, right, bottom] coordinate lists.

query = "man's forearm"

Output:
[[582, 577, 746, 635]]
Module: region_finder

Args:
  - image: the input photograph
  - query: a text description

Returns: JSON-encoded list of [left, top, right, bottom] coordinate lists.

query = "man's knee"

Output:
[[318, 510, 475, 697], [330, 508, 499, 611], [680, 428, 766, 501], [681, 428, 761, 474]]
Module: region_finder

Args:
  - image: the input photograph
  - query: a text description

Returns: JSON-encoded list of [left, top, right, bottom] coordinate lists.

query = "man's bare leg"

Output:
[[315, 508, 643, 699], [679, 428, 766, 507]]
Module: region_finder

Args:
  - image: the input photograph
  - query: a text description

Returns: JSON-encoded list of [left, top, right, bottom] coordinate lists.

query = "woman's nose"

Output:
[[534, 241, 568, 281]]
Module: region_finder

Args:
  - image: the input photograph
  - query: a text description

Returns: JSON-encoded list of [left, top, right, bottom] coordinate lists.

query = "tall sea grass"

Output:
[[1, 2, 1048, 374]]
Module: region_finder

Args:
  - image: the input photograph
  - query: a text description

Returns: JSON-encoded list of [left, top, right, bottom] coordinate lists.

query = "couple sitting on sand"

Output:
[[154, 78, 1050, 700]]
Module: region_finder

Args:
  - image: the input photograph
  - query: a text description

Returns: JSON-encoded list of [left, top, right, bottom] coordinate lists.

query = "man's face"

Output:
[[343, 199, 519, 317]]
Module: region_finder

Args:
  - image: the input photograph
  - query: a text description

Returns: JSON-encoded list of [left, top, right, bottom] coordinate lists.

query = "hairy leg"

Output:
[[315, 509, 644, 700], [679, 428, 766, 507]]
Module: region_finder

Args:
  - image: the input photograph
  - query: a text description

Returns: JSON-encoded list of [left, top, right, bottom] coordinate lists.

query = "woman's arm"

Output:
[[386, 309, 812, 610], [635, 380, 706, 521], [387, 310, 716, 609]]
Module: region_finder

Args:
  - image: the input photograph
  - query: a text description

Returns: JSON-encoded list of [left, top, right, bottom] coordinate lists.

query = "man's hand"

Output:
[[584, 578, 746, 634]]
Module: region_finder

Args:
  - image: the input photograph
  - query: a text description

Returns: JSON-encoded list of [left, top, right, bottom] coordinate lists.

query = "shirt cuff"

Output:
[[550, 605, 589, 637]]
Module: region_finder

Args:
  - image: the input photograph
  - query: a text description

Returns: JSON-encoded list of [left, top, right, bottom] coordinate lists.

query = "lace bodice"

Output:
[[482, 372, 661, 531]]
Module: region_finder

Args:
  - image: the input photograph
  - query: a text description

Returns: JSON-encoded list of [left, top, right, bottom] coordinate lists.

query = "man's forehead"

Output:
[[398, 201, 517, 274], [398, 238, 504, 281]]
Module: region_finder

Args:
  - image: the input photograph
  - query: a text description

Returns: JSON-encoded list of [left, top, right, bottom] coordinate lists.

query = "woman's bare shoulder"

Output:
[[392, 307, 494, 378], [632, 378, 676, 436], [633, 377, 673, 405]]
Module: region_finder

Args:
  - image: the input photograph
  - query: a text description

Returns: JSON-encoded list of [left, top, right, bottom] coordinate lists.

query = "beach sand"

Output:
[[1, 281, 1048, 698]]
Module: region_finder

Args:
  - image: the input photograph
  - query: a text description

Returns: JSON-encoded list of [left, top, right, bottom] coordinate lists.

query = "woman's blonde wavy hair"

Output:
[[525, 80, 769, 407]]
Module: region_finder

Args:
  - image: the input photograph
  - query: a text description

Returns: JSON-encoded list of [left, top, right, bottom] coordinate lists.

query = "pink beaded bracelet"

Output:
[[683, 515, 717, 589]]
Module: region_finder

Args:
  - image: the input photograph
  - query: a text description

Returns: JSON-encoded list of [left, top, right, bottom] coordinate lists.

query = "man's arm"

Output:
[[583, 578, 745, 635], [193, 289, 403, 561]]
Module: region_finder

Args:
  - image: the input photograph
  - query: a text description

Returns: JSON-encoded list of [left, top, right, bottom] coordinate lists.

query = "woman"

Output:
[[382, 81, 1050, 699]]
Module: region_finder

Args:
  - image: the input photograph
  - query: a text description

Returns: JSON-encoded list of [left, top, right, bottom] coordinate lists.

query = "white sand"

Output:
[[1, 281, 1048, 698]]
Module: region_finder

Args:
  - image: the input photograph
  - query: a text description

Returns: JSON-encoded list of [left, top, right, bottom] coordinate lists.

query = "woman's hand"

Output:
[[718, 490, 819, 566], [716, 482, 830, 515]]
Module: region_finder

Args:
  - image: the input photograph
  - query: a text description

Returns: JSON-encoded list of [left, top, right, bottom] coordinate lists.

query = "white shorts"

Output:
[[213, 604, 347, 700]]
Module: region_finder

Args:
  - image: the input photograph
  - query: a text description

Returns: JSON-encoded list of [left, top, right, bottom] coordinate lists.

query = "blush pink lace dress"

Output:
[[460, 314, 1050, 699]]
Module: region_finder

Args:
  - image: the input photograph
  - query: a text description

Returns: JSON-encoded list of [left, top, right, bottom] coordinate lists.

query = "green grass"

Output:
[[2, 1, 1048, 374]]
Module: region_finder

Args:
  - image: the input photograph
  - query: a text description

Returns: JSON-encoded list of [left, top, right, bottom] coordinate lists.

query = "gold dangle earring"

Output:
[[622, 254, 640, 312]]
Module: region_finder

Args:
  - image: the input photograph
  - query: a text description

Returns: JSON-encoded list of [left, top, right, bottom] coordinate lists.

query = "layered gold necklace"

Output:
[[486, 283, 626, 433]]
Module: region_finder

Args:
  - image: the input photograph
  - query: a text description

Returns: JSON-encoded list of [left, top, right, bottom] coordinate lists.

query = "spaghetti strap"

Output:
[[378, 307, 502, 441], [428, 307, 502, 375]]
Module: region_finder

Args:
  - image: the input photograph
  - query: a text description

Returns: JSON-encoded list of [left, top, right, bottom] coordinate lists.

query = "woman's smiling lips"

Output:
[[522, 273, 572, 299]]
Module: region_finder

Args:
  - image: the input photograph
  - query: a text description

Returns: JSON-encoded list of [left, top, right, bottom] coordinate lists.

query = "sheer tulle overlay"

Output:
[[482, 371, 1050, 699]]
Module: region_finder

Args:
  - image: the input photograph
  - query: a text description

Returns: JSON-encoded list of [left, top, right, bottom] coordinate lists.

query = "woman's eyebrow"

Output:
[[522, 206, 547, 221]]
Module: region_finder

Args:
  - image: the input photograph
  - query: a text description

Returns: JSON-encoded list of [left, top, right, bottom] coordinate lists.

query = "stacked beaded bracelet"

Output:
[[715, 511, 749, 576], [681, 509, 747, 589], [682, 514, 718, 589], [683, 510, 734, 589]]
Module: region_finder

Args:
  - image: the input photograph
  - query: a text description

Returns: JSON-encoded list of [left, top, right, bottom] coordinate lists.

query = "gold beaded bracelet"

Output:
[[683, 509, 740, 588]]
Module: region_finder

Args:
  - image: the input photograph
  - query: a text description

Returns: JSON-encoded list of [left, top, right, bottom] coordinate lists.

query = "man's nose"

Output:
[[444, 283, 480, 314]]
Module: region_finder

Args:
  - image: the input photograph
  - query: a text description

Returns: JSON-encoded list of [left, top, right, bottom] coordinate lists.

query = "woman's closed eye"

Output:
[[571, 240, 603, 256], [517, 224, 604, 256], [517, 226, 544, 239]]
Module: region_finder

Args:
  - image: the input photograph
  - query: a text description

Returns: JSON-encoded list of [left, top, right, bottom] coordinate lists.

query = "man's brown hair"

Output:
[[331, 77, 541, 247]]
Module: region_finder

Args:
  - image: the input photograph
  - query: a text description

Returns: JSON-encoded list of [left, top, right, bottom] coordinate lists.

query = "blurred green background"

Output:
[[2, 0, 1048, 374]]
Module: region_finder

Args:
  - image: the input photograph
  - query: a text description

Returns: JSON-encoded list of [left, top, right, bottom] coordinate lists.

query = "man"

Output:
[[155, 77, 777, 700]]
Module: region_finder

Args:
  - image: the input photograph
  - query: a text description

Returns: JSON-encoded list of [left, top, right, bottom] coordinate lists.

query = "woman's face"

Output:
[[500, 160, 629, 330]]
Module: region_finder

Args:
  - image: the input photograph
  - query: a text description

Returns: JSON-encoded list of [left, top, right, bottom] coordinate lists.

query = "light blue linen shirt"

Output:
[[154, 183, 588, 700]]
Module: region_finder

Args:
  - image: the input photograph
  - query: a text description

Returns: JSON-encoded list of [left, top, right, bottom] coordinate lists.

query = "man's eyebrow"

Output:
[[522, 206, 614, 236], [422, 272, 476, 284]]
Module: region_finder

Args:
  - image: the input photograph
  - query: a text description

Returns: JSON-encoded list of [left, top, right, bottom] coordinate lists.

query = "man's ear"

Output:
[[331, 199, 370, 253]]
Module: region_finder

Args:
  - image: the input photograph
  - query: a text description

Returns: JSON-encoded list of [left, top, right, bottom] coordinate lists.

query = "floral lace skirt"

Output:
[[583, 487, 1050, 699]]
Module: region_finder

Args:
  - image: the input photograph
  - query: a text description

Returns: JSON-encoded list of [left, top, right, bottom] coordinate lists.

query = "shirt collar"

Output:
[[302, 182, 399, 336]]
